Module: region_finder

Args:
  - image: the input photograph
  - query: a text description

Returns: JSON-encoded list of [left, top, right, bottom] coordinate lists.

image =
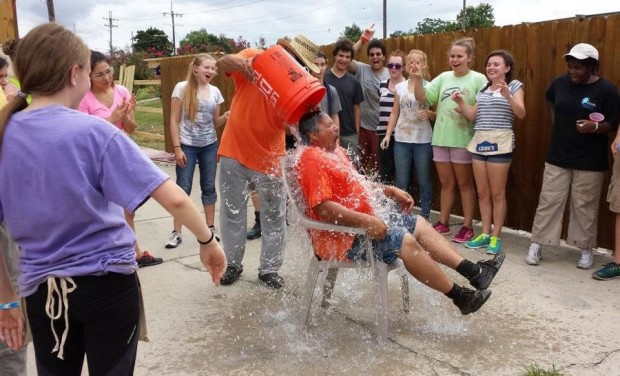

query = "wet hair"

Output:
[[0, 56, 7, 71], [0, 23, 90, 156], [90, 50, 111, 73], [451, 37, 475, 57], [406, 49, 431, 81], [1, 39, 19, 60], [367, 39, 386, 56], [182, 53, 217, 122], [298, 110, 324, 145], [480, 50, 516, 92], [332, 38, 354, 58], [565, 56, 599, 74]]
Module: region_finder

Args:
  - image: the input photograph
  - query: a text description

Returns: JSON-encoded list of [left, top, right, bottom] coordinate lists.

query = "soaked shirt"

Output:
[[298, 146, 374, 261]]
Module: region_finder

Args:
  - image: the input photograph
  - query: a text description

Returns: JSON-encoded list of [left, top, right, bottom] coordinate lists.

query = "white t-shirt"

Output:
[[394, 80, 432, 143], [171, 81, 224, 147]]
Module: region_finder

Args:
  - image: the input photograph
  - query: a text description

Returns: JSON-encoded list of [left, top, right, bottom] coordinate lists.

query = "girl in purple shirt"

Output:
[[0, 23, 226, 375]]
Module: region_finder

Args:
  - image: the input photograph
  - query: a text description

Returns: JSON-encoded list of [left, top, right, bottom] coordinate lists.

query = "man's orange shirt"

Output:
[[217, 48, 286, 175], [298, 146, 374, 261]]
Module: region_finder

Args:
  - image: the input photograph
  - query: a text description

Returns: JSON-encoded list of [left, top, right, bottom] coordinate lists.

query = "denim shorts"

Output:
[[347, 213, 417, 264], [472, 152, 513, 163]]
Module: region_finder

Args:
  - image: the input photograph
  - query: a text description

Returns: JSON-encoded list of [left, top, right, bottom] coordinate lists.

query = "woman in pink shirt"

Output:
[[79, 51, 162, 268]]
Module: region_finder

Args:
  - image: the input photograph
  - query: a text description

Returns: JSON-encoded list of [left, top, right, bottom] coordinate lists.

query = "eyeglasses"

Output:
[[387, 63, 403, 69], [91, 67, 114, 81]]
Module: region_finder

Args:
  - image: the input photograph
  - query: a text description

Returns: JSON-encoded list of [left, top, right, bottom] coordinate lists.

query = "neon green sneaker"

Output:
[[486, 236, 502, 255], [465, 233, 490, 249]]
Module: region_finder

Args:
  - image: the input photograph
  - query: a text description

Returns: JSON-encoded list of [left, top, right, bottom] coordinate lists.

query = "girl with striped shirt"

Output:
[[453, 50, 526, 254]]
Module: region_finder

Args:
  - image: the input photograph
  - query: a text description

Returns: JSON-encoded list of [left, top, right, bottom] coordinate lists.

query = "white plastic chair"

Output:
[[281, 154, 410, 342]]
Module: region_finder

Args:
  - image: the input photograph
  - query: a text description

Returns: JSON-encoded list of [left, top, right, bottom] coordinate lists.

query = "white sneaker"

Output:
[[165, 231, 182, 249], [577, 249, 593, 269], [525, 243, 542, 265]]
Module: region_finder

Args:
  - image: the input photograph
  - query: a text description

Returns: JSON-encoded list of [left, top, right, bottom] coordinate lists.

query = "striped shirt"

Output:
[[474, 80, 523, 131], [377, 79, 395, 136]]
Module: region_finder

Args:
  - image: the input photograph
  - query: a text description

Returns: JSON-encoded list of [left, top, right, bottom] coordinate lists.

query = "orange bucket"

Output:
[[252, 45, 326, 124]]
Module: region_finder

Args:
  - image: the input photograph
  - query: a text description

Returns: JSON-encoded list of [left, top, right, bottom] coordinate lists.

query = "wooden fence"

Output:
[[159, 14, 620, 249], [0, 0, 18, 45]]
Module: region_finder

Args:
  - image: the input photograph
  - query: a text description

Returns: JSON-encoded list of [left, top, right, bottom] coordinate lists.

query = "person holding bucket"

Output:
[[216, 35, 322, 289], [452, 50, 526, 255]]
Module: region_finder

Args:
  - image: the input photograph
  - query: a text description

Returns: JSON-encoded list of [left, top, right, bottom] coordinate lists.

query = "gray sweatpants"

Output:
[[219, 157, 286, 275]]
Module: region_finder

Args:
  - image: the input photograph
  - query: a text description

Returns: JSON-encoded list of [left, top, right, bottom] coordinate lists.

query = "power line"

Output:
[[103, 10, 118, 56]]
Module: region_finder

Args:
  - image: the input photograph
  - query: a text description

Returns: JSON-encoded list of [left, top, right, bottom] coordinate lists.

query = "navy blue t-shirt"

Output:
[[324, 70, 364, 136]]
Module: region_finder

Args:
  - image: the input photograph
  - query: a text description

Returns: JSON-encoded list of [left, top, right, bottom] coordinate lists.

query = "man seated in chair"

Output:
[[295, 111, 505, 315]]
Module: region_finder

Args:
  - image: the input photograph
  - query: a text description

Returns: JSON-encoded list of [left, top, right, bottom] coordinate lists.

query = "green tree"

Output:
[[178, 28, 248, 55], [341, 23, 362, 42], [133, 27, 172, 55], [390, 29, 415, 38], [414, 18, 457, 34], [412, 3, 495, 35], [456, 3, 495, 30]]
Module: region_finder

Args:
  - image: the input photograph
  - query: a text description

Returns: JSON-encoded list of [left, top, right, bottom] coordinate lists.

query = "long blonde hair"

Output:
[[0, 23, 90, 156], [182, 53, 216, 122], [407, 49, 431, 81]]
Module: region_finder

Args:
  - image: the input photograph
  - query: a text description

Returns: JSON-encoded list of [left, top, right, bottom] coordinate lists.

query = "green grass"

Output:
[[133, 98, 165, 150], [522, 364, 563, 376]]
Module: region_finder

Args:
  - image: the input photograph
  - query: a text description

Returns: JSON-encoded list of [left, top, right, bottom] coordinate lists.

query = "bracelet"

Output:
[[197, 231, 215, 245], [173, 146, 181, 149], [0, 300, 20, 310]]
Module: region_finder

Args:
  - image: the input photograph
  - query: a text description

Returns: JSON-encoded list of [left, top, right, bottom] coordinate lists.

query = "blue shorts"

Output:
[[347, 213, 417, 264]]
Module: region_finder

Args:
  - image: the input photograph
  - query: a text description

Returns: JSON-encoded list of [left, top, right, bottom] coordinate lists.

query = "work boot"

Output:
[[469, 251, 505, 290], [246, 211, 261, 240]]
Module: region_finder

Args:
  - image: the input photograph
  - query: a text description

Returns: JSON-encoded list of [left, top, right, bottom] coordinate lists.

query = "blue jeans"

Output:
[[176, 142, 218, 205], [347, 213, 418, 264], [394, 141, 433, 219]]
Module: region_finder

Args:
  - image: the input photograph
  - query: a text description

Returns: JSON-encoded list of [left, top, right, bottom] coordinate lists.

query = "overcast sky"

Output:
[[13, 0, 620, 53]]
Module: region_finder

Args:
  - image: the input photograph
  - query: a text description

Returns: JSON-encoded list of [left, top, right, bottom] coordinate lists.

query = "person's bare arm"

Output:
[[216, 53, 255, 81], [150, 180, 227, 285], [313, 201, 387, 240], [354, 104, 361, 134]]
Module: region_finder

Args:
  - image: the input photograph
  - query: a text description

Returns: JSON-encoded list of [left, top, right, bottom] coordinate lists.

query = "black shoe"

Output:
[[258, 272, 284, 289], [246, 223, 261, 240], [469, 251, 505, 290], [453, 288, 491, 315], [136, 251, 163, 268], [220, 265, 243, 286]]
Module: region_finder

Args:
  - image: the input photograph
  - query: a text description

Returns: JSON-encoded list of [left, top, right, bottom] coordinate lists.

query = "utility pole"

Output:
[[383, 0, 387, 39], [103, 11, 118, 56], [164, 2, 183, 55], [461, 0, 466, 30], [46, 0, 56, 22]]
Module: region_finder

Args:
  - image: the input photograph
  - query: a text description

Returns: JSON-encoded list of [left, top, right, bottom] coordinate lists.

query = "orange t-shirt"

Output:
[[217, 48, 287, 175], [298, 146, 374, 261]]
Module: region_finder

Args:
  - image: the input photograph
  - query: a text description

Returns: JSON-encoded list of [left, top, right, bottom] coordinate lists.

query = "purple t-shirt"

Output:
[[0, 105, 168, 296]]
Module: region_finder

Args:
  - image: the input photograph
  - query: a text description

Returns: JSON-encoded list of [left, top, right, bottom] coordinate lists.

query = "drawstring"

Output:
[[45, 277, 77, 360]]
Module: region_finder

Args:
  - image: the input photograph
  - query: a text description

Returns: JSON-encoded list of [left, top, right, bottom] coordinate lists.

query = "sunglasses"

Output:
[[387, 63, 403, 69]]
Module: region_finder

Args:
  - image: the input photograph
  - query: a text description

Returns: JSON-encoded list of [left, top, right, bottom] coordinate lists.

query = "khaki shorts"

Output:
[[607, 153, 620, 213]]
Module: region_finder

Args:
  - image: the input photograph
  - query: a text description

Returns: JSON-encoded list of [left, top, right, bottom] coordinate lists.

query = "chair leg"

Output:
[[400, 271, 410, 313], [321, 268, 339, 308], [373, 262, 389, 342], [300, 255, 321, 328]]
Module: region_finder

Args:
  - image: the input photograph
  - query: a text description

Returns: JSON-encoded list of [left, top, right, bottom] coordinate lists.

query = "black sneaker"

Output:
[[453, 288, 491, 315], [136, 251, 163, 268], [209, 225, 221, 242], [258, 272, 284, 289], [469, 251, 505, 290], [220, 265, 243, 286], [246, 223, 261, 240]]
